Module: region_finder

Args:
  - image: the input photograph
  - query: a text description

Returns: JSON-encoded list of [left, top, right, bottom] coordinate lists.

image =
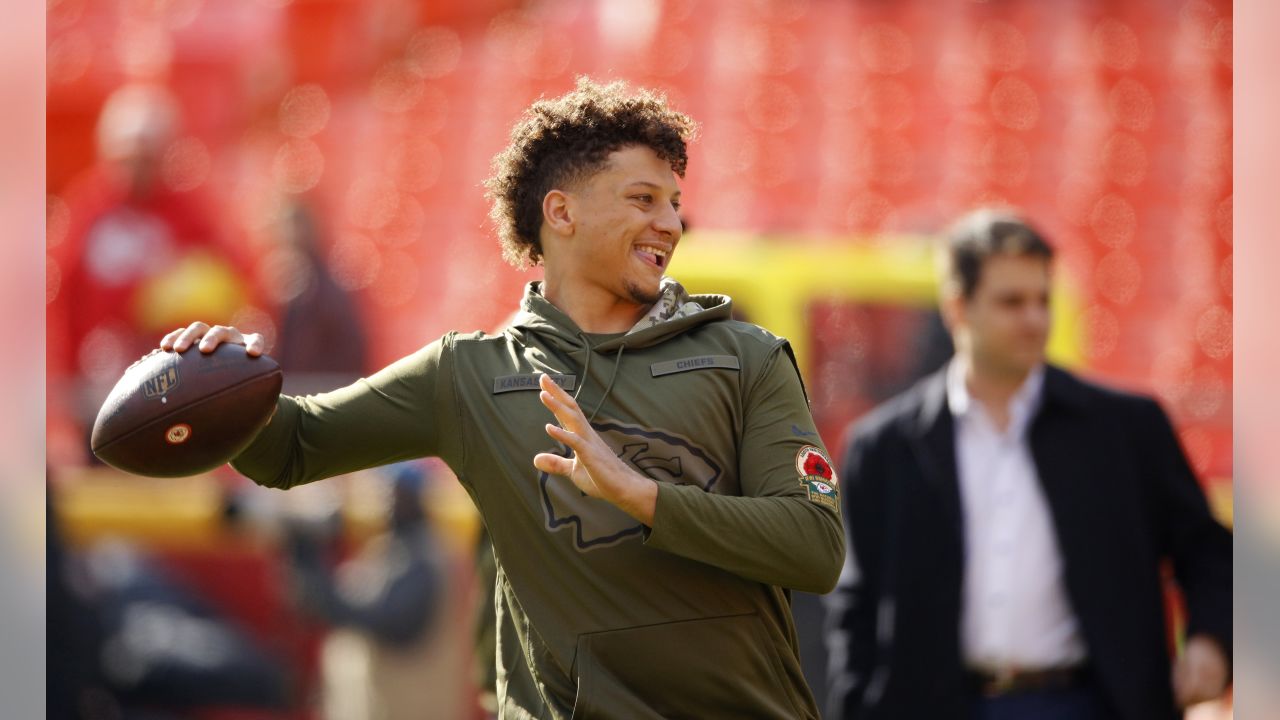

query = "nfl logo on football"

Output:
[[143, 365, 180, 399]]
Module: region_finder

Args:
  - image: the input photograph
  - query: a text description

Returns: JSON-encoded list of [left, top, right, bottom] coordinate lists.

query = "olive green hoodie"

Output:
[[234, 281, 844, 719]]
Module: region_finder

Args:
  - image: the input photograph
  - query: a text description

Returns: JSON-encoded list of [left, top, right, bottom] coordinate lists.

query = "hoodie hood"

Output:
[[508, 278, 732, 353]]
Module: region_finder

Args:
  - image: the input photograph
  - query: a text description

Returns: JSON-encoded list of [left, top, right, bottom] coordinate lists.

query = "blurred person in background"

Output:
[[48, 485, 289, 720], [284, 462, 450, 720], [264, 199, 368, 390], [47, 83, 261, 466], [47, 484, 115, 720], [159, 78, 844, 718], [825, 209, 1232, 720]]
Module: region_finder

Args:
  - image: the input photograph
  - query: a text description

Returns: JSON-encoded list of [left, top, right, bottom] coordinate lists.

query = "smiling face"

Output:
[[555, 144, 683, 306]]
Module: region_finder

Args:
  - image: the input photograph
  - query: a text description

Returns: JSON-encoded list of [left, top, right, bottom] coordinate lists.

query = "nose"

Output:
[[654, 202, 682, 240], [1025, 301, 1050, 333]]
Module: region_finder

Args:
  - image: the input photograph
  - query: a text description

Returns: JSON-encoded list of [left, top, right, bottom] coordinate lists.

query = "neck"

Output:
[[541, 269, 649, 334], [960, 354, 1033, 426]]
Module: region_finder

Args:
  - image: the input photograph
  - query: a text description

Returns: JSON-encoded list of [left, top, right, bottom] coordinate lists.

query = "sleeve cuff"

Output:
[[642, 482, 686, 552]]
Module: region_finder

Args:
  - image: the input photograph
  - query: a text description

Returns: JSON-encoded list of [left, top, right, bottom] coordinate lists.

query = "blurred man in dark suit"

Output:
[[825, 208, 1231, 720]]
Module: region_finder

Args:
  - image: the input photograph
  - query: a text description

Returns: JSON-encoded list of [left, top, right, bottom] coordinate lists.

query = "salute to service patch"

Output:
[[795, 445, 839, 512]]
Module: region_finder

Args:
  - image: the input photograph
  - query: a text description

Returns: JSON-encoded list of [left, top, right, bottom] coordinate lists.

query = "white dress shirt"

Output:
[[947, 360, 1088, 672]]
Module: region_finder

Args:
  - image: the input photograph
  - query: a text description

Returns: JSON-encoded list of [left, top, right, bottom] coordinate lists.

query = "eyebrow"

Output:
[[625, 181, 681, 197]]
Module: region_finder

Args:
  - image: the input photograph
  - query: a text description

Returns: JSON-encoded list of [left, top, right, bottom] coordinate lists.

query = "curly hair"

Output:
[[484, 77, 698, 268]]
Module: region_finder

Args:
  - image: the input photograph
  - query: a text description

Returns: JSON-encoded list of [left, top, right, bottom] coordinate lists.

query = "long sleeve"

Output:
[[232, 337, 456, 488], [1139, 399, 1233, 660], [642, 342, 845, 594]]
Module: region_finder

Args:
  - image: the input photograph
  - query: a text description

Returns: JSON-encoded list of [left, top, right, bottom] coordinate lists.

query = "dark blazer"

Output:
[[824, 365, 1232, 720]]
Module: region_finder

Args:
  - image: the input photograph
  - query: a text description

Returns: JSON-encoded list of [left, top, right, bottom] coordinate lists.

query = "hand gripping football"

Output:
[[91, 345, 283, 477]]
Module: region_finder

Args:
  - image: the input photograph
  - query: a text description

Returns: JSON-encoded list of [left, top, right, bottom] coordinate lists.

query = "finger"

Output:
[[172, 321, 211, 352], [539, 391, 593, 438], [538, 372, 579, 405], [198, 325, 226, 353], [537, 386, 573, 416], [159, 327, 188, 351], [242, 332, 266, 357], [198, 325, 245, 353], [533, 452, 574, 477], [538, 376, 588, 430], [544, 422, 579, 449]]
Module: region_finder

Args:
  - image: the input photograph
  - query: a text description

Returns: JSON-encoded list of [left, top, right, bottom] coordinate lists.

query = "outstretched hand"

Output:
[[532, 373, 657, 526], [161, 321, 265, 357]]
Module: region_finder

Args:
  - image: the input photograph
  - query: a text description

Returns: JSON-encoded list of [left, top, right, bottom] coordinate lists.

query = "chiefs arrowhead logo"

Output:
[[540, 420, 722, 552]]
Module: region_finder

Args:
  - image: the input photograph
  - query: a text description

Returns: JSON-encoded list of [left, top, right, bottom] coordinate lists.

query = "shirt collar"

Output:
[[947, 359, 1046, 433]]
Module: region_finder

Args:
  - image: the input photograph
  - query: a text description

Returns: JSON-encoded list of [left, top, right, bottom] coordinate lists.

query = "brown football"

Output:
[[91, 345, 283, 477]]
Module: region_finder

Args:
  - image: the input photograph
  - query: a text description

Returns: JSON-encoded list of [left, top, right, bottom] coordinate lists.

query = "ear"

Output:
[[542, 189, 574, 237], [939, 284, 966, 334]]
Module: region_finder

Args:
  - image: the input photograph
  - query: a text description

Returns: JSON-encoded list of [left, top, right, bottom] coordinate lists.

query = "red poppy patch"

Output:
[[795, 445, 836, 485]]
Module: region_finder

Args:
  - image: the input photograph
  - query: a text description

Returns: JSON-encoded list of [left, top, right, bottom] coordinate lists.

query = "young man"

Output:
[[824, 209, 1232, 720], [162, 78, 844, 719]]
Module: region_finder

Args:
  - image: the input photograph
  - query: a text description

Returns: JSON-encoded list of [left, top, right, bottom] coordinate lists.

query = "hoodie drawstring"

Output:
[[587, 344, 626, 423], [572, 332, 592, 403], [568, 332, 626, 422]]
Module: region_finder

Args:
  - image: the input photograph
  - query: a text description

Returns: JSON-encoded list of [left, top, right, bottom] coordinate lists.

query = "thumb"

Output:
[[534, 452, 574, 477]]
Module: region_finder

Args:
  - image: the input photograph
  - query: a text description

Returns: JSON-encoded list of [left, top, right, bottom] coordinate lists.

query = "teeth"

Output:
[[637, 246, 668, 258]]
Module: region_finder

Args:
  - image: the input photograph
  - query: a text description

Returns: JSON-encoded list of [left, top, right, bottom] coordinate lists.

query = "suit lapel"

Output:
[[1028, 367, 1095, 569], [905, 369, 965, 548]]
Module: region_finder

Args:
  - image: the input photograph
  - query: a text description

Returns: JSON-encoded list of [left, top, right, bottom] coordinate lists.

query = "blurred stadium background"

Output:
[[45, 0, 1233, 718]]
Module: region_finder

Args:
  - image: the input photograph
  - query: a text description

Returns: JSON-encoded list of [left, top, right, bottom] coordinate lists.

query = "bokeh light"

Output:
[[1089, 194, 1137, 248], [47, 194, 71, 249], [278, 83, 331, 138], [371, 60, 425, 113], [1095, 250, 1143, 305], [1083, 304, 1120, 360], [1101, 132, 1148, 186], [329, 232, 381, 291], [1108, 78, 1155, 132], [1092, 18, 1140, 70], [46, 29, 94, 85], [160, 136, 211, 192], [47, 256, 62, 305], [1195, 304, 1232, 360], [989, 76, 1040, 132], [406, 26, 462, 79], [229, 304, 278, 353], [272, 137, 325, 194], [378, 196, 426, 249], [345, 175, 400, 231]]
